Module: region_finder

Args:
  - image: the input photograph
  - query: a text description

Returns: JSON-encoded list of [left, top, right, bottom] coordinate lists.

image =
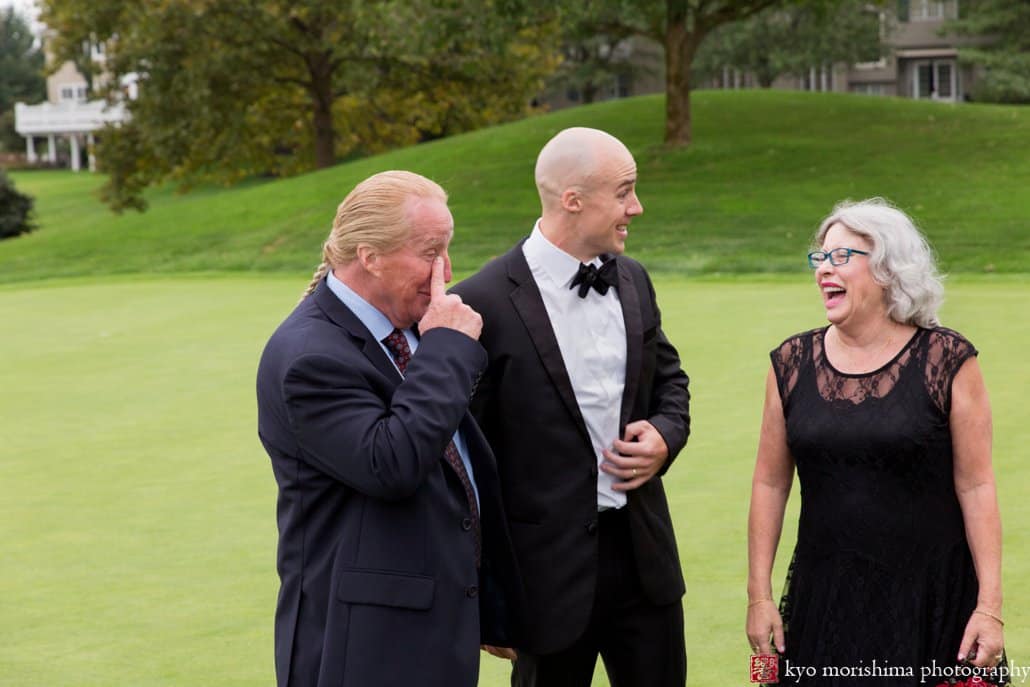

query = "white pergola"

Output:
[[14, 100, 129, 172]]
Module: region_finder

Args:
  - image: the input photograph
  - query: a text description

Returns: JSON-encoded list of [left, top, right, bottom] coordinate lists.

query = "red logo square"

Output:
[[750, 654, 779, 683]]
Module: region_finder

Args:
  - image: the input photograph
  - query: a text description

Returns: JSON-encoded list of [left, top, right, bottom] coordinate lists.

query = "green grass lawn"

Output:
[[2, 89, 1028, 684], [4, 90, 1030, 285], [2, 275, 1026, 686]]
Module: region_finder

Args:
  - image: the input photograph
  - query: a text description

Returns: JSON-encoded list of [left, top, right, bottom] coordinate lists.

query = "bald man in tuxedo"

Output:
[[452, 128, 690, 687]]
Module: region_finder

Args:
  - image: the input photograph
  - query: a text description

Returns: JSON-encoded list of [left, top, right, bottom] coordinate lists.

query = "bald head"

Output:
[[531, 127, 642, 262], [535, 127, 632, 212]]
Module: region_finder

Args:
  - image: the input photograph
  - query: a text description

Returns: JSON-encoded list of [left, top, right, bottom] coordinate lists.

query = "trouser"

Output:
[[511, 507, 686, 687]]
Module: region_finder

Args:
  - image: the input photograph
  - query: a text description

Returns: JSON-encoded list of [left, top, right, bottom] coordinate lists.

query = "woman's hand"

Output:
[[958, 610, 1004, 668], [746, 599, 785, 655]]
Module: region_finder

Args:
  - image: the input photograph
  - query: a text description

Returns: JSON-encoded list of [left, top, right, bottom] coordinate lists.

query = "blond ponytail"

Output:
[[300, 257, 331, 301]]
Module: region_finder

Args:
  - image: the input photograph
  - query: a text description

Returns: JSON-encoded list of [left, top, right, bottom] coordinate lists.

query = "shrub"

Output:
[[0, 169, 36, 239]]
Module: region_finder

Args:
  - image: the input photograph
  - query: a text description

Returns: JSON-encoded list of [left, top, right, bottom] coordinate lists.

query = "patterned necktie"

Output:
[[569, 258, 619, 298], [381, 328, 481, 566]]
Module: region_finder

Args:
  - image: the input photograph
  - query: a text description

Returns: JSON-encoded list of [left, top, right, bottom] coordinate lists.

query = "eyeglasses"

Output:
[[807, 247, 869, 269]]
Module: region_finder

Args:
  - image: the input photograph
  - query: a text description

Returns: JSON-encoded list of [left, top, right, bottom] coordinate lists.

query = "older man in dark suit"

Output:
[[257, 171, 521, 687], [452, 128, 690, 687]]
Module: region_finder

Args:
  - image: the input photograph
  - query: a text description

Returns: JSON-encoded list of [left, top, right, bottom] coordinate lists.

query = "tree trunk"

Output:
[[583, 82, 598, 104], [312, 99, 335, 169], [663, 19, 704, 147], [307, 52, 336, 169], [758, 59, 776, 88]]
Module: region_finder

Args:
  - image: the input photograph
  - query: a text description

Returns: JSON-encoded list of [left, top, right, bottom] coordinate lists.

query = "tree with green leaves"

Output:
[[0, 7, 46, 152], [693, 1, 884, 89], [39, 0, 559, 211], [659, 1, 789, 145], [549, 3, 647, 105], [944, 0, 1030, 103], [554, 1, 850, 146], [37, 2, 117, 92]]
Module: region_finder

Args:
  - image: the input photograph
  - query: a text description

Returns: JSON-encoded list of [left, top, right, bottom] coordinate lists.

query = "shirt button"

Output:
[[461, 517, 473, 531], [465, 585, 479, 598]]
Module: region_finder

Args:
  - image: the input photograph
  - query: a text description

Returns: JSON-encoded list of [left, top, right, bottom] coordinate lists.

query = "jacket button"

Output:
[[465, 585, 478, 598], [585, 520, 598, 536], [461, 517, 473, 531]]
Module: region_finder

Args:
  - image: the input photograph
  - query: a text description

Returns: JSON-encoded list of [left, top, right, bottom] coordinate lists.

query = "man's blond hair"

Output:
[[302, 171, 448, 298]]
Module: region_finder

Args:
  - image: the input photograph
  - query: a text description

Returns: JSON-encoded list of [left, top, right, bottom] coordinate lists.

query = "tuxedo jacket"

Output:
[[452, 241, 690, 654], [256, 278, 523, 687]]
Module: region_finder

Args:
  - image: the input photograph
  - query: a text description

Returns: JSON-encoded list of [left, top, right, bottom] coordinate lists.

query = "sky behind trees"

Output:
[[0, 0, 39, 29]]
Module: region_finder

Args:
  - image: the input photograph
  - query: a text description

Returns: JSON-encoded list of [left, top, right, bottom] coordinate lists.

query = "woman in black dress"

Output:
[[745, 198, 1006, 686]]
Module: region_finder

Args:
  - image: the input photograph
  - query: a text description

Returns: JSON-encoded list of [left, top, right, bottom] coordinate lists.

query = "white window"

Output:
[[59, 84, 89, 102], [912, 60, 957, 100], [907, 0, 958, 22], [852, 83, 887, 96]]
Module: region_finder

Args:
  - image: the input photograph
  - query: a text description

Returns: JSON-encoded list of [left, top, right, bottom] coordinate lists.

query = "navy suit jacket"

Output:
[[257, 278, 522, 687], [452, 243, 689, 654]]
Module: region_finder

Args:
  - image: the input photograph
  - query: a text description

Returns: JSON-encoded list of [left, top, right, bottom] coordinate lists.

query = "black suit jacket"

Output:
[[452, 241, 690, 655], [256, 278, 522, 687]]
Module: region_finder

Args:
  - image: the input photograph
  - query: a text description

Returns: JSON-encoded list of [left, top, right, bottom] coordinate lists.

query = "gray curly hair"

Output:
[[816, 198, 943, 327]]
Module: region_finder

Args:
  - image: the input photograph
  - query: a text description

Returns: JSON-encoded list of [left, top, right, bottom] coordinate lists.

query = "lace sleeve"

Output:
[[924, 327, 978, 415], [769, 332, 810, 410]]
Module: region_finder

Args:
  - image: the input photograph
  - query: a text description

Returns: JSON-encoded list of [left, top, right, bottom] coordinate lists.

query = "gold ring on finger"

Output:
[[632, 468, 639, 477]]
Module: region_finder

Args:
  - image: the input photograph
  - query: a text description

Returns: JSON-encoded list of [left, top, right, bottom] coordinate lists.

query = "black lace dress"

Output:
[[769, 326, 1007, 686]]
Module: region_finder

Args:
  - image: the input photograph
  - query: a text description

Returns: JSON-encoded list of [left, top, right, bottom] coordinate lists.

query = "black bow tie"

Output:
[[570, 259, 618, 298]]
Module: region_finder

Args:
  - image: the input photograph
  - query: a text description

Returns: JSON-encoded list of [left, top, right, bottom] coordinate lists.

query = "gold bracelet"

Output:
[[748, 598, 774, 609], [974, 609, 1005, 626]]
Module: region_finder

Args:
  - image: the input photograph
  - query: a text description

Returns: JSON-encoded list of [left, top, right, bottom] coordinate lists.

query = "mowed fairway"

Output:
[[2, 275, 1027, 686]]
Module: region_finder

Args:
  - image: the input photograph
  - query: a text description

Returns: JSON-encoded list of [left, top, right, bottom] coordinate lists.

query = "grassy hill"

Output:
[[3, 90, 1029, 284]]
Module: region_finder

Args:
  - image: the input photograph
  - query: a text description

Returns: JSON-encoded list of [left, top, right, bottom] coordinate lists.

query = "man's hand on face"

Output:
[[419, 257, 483, 340]]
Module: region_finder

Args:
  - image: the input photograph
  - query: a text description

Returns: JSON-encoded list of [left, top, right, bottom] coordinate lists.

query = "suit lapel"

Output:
[[311, 278, 402, 383], [313, 278, 479, 495], [505, 244, 594, 449], [616, 258, 643, 431]]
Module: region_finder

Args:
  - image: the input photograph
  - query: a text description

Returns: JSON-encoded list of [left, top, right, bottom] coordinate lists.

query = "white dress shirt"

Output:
[[522, 221, 628, 510]]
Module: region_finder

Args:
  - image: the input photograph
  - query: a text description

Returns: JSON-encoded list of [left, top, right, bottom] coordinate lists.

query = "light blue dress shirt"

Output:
[[326, 271, 479, 506]]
